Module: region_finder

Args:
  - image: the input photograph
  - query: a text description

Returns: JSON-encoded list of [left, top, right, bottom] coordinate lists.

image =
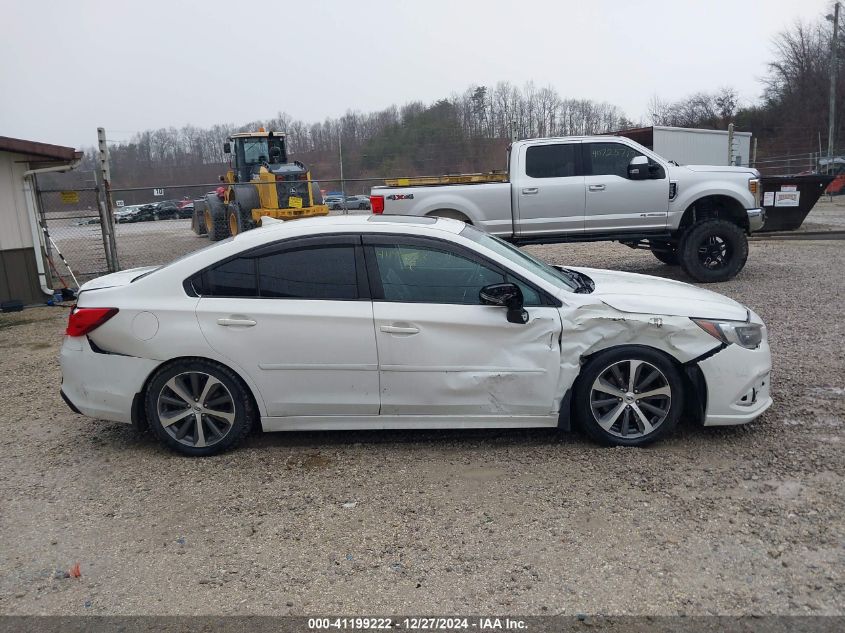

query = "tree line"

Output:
[[85, 9, 841, 191]]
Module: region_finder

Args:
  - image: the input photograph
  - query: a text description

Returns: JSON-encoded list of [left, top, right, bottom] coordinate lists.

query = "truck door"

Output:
[[514, 141, 585, 237], [583, 141, 670, 232]]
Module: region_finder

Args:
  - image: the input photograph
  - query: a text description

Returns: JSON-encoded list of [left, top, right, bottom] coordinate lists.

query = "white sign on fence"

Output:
[[153, 188, 165, 197], [115, 200, 125, 207]]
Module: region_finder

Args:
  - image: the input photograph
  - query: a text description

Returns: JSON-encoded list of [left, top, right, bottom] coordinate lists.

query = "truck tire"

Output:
[[678, 219, 748, 283], [650, 241, 679, 265], [227, 202, 253, 236], [192, 200, 207, 235], [205, 194, 229, 242]]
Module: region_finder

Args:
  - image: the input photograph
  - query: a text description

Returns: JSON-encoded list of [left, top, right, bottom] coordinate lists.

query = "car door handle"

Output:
[[522, 187, 539, 195], [588, 184, 606, 192], [217, 317, 257, 327], [380, 325, 420, 335]]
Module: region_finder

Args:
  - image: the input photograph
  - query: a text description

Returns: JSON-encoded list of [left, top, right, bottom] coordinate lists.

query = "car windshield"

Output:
[[460, 225, 578, 291]]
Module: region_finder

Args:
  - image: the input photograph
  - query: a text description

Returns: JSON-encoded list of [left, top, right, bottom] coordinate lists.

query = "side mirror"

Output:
[[223, 142, 231, 154], [627, 155, 649, 180], [480, 283, 529, 324]]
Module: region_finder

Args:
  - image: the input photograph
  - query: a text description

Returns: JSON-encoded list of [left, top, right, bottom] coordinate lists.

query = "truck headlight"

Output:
[[692, 318, 764, 349]]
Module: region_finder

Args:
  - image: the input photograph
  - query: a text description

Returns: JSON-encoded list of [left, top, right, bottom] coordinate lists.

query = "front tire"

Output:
[[574, 346, 683, 447], [145, 359, 253, 456], [678, 219, 748, 283]]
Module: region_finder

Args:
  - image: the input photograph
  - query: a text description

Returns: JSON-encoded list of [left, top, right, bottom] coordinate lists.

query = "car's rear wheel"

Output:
[[145, 360, 253, 456], [574, 346, 683, 446]]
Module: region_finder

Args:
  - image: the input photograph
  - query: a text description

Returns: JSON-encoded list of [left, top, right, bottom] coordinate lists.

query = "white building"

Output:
[[0, 137, 82, 305]]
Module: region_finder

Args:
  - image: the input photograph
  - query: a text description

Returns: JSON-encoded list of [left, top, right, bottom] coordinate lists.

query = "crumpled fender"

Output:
[[554, 293, 721, 398]]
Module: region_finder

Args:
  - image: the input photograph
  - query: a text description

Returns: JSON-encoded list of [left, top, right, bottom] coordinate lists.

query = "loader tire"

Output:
[[192, 200, 207, 236], [205, 194, 229, 242]]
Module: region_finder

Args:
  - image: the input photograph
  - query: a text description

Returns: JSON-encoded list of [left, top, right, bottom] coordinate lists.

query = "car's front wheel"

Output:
[[145, 359, 253, 456], [574, 346, 683, 446]]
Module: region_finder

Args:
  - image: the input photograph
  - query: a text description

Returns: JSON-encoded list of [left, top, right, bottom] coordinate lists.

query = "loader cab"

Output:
[[225, 132, 288, 183]]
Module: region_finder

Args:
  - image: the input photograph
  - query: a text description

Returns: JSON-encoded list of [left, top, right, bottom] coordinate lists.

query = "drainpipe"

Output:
[[22, 159, 82, 297]]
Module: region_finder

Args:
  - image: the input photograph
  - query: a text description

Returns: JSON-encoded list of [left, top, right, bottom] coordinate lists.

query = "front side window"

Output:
[[258, 245, 357, 300], [587, 142, 664, 179], [372, 244, 505, 304], [525, 143, 578, 178]]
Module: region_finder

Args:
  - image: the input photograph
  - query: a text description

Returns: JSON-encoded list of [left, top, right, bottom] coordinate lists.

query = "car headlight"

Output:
[[691, 318, 764, 349]]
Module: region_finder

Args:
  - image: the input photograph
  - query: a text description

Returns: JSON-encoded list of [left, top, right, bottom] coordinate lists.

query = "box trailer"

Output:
[[612, 126, 752, 167]]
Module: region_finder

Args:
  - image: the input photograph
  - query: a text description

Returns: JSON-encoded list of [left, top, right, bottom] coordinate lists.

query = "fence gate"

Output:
[[35, 170, 118, 287]]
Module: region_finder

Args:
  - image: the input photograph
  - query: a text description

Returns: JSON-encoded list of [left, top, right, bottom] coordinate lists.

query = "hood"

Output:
[[568, 267, 748, 321], [683, 164, 759, 177], [78, 266, 158, 292]]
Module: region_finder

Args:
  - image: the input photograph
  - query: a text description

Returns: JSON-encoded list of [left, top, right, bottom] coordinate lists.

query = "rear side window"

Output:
[[258, 245, 357, 299], [200, 257, 256, 297], [193, 244, 358, 299], [525, 143, 578, 178]]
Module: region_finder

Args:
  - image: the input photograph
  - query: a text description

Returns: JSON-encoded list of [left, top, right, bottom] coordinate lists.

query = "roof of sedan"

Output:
[[257, 214, 465, 235]]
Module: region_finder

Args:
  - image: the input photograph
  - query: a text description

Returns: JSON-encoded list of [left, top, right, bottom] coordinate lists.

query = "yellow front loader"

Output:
[[192, 129, 328, 241]]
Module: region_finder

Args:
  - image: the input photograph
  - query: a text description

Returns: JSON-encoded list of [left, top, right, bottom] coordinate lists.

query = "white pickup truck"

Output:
[[370, 136, 765, 282]]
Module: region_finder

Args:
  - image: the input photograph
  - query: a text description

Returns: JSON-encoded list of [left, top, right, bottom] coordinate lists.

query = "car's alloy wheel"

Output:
[[589, 359, 671, 439], [145, 360, 253, 456], [157, 372, 235, 448]]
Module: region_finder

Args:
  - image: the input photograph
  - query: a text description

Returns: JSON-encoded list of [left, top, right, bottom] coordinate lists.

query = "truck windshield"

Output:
[[460, 225, 578, 291]]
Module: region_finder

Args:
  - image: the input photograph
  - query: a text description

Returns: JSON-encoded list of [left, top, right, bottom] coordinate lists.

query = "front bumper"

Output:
[[698, 340, 772, 426], [746, 207, 766, 232], [60, 335, 160, 424]]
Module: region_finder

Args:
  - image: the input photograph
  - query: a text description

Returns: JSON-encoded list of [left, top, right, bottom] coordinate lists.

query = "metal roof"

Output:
[[0, 136, 82, 161]]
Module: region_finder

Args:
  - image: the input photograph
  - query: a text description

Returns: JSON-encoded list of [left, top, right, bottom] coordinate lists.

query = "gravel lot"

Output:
[[1, 214, 843, 616]]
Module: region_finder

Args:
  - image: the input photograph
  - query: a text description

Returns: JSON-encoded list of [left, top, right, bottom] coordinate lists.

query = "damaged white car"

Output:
[[60, 215, 772, 456]]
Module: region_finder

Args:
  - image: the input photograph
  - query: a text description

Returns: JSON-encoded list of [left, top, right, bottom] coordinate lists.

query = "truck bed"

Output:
[[383, 171, 508, 187]]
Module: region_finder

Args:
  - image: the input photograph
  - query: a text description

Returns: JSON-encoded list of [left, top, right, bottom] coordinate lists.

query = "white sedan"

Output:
[[60, 216, 772, 456]]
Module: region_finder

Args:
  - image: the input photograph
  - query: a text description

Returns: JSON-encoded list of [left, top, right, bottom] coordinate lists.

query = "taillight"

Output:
[[370, 195, 385, 214], [66, 306, 119, 337]]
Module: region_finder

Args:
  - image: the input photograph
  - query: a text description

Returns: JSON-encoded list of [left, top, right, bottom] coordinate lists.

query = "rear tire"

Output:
[[650, 241, 679, 265], [145, 359, 253, 457], [574, 346, 683, 447], [227, 203, 251, 236], [678, 219, 748, 283], [205, 194, 229, 241]]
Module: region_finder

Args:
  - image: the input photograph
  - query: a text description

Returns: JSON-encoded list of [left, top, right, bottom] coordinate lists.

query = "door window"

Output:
[[372, 244, 505, 304], [198, 257, 257, 297], [258, 245, 358, 299], [525, 143, 578, 178], [586, 142, 665, 179]]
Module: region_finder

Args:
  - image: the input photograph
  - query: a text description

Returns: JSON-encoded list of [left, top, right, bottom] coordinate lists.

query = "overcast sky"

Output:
[[0, 0, 829, 149]]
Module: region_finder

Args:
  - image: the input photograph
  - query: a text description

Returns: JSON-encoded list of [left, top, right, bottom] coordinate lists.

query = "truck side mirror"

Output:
[[627, 156, 649, 180], [223, 142, 231, 154]]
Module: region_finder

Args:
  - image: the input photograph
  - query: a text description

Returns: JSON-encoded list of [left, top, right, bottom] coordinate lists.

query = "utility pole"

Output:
[[828, 2, 840, 174], [338, 130, 346, 214], [97, 127, 119, 272], [727, 124, 733, 165]]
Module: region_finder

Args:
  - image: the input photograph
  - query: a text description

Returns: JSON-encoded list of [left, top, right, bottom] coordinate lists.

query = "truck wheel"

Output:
[[205, 194, 229, 242], [650, 241, 679, 265], [678, 219, 748, 283]]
